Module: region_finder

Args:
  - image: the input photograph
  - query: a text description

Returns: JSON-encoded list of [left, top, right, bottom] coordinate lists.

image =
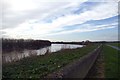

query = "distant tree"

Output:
[[2, 38, 51, 52], [84, 40, 91, 45]]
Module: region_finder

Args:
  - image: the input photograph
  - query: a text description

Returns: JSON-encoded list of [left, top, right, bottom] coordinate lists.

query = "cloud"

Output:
[[2, 0, 88, 29], [1, 0, 118, 39], [47, 22, 118, 36]]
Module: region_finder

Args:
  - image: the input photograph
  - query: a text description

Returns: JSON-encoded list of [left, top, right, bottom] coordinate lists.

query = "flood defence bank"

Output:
[[46, 45, 102, 79], [2, 44, 99, 78]]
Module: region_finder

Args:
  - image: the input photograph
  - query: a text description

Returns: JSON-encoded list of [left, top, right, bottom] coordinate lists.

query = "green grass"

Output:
[[3, 44, 98, 78], [109, 43, 120, 48], [102, 45, 119, 78]]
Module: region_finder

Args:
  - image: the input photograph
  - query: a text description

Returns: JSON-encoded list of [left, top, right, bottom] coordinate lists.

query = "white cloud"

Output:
[[1, 0, 118, 39], [3, 0, 37, 12], [2, 0, 86, 29], [47, 22, 118, 36]]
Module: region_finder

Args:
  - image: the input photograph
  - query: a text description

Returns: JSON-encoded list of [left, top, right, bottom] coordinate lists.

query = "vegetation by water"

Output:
[[2, 38, 51, 52], [3, 44, 98, 78], [102, 44, 119, 78]]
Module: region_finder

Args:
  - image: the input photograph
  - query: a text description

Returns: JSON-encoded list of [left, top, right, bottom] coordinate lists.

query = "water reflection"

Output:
[[2, 44, 83, 63]]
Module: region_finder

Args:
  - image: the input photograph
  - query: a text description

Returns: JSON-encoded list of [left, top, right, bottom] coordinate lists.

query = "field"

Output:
[[102, 44, 119, 78], [109, 43, 120, 48], [3, 44, 98, 78]]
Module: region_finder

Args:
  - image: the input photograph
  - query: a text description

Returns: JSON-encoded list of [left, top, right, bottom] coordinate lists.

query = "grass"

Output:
[[109, 43, 120, 48], [3, 44, 98, 78], [102, 44, 119, 78]]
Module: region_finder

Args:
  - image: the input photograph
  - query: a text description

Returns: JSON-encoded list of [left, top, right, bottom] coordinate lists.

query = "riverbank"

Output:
[[2, 44, 83, 63], [3, 44, 98, 78]]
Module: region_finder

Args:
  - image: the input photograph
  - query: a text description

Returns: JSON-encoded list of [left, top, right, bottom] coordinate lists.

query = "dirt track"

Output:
[[85, 45, 104, 78]]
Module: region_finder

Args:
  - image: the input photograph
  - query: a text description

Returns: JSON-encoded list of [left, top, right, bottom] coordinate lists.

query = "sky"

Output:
[[1, 0, 119, 41]]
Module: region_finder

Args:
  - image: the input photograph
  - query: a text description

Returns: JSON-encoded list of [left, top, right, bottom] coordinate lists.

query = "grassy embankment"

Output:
[[102, 44, 119, 78], [3, 44, 99, 78], [109, 43, 120, 48]]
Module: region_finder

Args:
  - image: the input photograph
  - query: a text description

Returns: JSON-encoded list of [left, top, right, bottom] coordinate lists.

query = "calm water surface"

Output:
[[2, 44, 83, 63]]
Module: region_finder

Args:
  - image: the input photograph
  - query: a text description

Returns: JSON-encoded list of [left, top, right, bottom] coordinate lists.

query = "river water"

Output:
[[2, 44, 83, 63]]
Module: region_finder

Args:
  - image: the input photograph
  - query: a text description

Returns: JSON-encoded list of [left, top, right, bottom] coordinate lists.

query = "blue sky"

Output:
[[1, 0, 119, 41]]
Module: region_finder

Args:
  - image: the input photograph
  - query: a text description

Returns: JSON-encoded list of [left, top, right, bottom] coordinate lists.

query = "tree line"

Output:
[[2, 38, 51, 52], [52, 40, 91, 45]]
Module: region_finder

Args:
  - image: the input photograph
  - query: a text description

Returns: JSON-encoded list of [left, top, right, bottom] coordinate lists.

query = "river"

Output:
[[2, 44, 84, 63]]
